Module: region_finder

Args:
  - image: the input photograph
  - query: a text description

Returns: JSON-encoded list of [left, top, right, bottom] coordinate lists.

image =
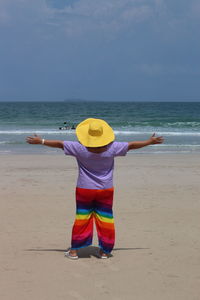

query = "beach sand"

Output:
[[0, 153, 200, 300]]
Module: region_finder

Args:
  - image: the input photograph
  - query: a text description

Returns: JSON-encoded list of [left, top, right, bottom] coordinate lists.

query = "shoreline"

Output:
[[0, 150, 200, 155]]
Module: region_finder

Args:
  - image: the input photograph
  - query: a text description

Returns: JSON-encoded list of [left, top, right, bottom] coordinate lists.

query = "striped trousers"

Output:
[[71, 187, 115, 253]]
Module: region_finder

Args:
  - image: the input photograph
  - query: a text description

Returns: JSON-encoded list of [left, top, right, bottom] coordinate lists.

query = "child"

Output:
[[26, 118, 163, 259]]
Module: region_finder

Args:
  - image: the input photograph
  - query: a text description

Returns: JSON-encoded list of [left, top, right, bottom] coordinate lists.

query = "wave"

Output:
[[0, 129, 200, 136], [115, 131, 200, 136], [0, 141, 9, 144], [0, 150, 12, 153], [0, 130, 75, 135], [0, 141, 25, 145], [165, 122, 200, 127], [133, 151, 195, 154], [149, 144, 200, 147]]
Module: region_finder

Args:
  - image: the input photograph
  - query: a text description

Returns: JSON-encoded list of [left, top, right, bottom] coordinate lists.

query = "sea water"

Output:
[[0, 101, 200, 154]]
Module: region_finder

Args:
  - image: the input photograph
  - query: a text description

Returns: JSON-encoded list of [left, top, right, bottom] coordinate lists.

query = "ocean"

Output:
[[0, 101, 200, 154]]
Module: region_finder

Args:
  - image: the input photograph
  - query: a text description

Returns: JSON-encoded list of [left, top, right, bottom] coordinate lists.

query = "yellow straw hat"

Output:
[[76, 118, 115, 147]]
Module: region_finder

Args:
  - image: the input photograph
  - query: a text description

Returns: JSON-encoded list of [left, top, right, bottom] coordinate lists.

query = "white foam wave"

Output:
[[114, 131, 200, 136], [134, 151, 194, 154], [0, 130, 75, 135], [166, 122, 200, 127], [0, 150, 12, 153], [148, 144, 200, 147], [0, 129, 200, 136], [0, 141, 20, 145]]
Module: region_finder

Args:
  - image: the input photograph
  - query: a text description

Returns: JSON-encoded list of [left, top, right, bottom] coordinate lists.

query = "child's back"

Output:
[[63, 140, 128, 190]]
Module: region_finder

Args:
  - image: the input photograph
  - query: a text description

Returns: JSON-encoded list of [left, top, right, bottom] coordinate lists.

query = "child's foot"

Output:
[[99, 250, 109, 259], [64, 249, 78, 260]]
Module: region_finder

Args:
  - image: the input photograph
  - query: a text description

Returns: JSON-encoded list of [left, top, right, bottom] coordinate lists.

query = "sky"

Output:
[[0, 0, 200, 102]]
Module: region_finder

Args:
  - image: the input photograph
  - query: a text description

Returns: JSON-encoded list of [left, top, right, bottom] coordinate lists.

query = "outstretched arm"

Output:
[[128, 133, 164, 151], [26, 134, 64, 149]]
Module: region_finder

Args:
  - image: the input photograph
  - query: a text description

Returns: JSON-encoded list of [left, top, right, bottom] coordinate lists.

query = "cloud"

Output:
[[191, 1, 200, 18], [0, 0, 47, 26], [43, 0, 159, 37], [46, 0, 79, 9], [121, 5, 153, 22], [1, 0, 199, 39], [45, 0, 200, 39]]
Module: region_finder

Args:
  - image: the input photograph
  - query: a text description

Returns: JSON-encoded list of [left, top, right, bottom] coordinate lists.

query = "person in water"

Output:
[[26, 118, 163, 259], [59, 122, 76, 130]]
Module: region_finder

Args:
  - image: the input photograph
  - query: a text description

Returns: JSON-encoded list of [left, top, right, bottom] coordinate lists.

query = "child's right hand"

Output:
[[26, 134, 42, 144]]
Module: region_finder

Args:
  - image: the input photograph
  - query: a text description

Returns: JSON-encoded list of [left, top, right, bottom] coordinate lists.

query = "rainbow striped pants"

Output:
[[71, 187, 115, 254]]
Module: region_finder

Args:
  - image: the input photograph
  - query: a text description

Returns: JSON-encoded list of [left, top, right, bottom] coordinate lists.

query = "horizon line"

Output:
[[0, 99, 200, 103]]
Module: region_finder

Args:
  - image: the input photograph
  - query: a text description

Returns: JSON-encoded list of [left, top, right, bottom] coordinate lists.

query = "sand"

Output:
[[0, 153, 200, 300]]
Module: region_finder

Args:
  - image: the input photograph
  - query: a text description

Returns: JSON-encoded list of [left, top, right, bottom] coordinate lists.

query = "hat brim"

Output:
[[76, 118, 115, 147]]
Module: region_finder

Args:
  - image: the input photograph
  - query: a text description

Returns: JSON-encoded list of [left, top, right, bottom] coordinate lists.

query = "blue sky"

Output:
[[0, 0, 200, 101]]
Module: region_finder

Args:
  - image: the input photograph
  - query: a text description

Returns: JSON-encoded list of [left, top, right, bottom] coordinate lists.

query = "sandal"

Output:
[[99, 250, 109, 259], [64, 250, 78, 260], [100, 254, 109, 259]]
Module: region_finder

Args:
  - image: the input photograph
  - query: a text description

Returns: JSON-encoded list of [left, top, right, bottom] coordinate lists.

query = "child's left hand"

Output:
[[149, 133, 164, 145]]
